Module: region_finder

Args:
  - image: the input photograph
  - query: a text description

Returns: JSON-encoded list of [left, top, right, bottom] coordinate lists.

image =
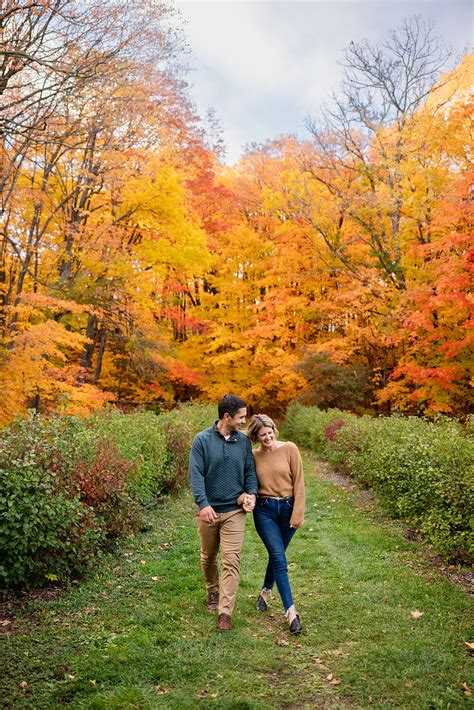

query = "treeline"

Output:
[[1, 8, 472, 424]]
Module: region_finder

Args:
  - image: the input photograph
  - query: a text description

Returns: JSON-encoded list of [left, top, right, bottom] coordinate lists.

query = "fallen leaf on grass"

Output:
[[196, 688, 209, 699], [462, 682, 472, 697], [89, 680, 96, 685], [410, 610, 424, 619], [464, 641, 474, 651], [20, 681, 28, 690], [325, 648, 344, 657], [140, 560, 147, 565], [277, 638, 289, 647], [151, 577, 159, 582], [326, 674, 342, 685], [0, 619, 12, 626], [154, 685, 170, 695]]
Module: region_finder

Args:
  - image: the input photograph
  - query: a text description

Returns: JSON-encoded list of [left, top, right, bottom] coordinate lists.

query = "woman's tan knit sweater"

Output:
[[252, 441, 305, 527]]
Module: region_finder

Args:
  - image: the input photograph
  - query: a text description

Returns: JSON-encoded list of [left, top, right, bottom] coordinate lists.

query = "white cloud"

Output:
[[174, 0, 473, 163]]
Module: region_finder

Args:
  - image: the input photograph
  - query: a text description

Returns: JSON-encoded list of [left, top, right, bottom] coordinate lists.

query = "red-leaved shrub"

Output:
[[72, 438, 142, 537], [324, 418, 347, 441]]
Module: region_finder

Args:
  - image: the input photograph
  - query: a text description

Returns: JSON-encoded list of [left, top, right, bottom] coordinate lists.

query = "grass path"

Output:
[[1, 451, 472, 709]]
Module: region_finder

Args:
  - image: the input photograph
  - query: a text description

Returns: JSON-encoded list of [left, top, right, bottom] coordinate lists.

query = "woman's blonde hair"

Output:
[[247, 413, 279, 443]]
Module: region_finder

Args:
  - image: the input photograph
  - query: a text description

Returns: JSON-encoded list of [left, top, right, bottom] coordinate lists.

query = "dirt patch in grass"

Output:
[[313, 460, 374, 504], [0, 583, 69, 636], [278, 697, 352, 709]]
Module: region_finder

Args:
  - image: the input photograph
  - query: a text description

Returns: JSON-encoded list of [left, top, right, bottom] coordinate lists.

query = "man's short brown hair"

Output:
[[218, 393, 247, 419]]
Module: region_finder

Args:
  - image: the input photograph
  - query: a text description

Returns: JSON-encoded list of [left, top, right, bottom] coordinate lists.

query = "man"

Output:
[[189, 393, 258, 632]]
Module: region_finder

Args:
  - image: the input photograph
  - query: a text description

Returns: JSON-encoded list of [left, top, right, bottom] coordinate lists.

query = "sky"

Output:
[[173, 0, 473, 163]]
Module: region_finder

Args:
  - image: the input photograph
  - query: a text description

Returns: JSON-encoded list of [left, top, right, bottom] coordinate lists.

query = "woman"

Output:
[[246, 413, 305, 635]]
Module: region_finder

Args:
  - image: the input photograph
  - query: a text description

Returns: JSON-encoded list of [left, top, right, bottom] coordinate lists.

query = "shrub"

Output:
[[89, 411, 169, 504], [0, 404, 216, 588], [159, 404, 215, 494], [72, 438, 142, 537], [324, 418, 347, 441], [0, 417, 103, 587], [283, 405, 473, 562], [283, 403, 352, 465], [90, 404, 215, 499]]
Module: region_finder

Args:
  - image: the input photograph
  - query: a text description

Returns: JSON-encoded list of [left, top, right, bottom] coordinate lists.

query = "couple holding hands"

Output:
[[188, 394, 305, 635]]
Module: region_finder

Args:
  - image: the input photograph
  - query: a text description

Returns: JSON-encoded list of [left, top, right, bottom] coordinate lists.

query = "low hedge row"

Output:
[[284, 404, 473, 563], [0, 404, 215, 587]]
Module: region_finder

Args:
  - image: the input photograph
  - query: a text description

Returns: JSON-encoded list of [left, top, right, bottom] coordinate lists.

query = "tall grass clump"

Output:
[[284, 404, 473, 562]]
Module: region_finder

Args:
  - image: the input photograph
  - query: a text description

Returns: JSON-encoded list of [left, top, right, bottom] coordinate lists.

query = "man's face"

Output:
[[226, 407, 247, 432]]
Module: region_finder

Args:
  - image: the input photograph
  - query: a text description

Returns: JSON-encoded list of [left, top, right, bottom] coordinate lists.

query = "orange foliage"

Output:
[[0, 16, 471, 423]]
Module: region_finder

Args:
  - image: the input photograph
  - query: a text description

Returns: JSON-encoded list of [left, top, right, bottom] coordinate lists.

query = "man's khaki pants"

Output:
[[197, 508, 246, 617]]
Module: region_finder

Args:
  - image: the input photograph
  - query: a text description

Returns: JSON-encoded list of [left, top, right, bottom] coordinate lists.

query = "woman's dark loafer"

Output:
[[289, 614, 302, 634], [256, 594, 268, 612]]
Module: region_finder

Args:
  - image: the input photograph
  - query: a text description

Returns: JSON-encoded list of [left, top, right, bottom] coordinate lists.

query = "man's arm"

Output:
[[289, 443, 305, 528], [188, 436, 218, 523]]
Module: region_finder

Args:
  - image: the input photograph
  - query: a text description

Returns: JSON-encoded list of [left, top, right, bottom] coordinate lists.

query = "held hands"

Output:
[[242, 494, 256, 513]]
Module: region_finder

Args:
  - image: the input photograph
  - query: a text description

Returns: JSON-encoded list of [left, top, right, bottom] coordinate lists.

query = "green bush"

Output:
[[0, 404, 216, 588], [283, 403, 352, 465], [89, 411, 169, 504], [72, 438, 142, 537], [0, 416, 103, 587], [159, 403, 216, 494], [90, 404, 215, 500], [284, 405, 474, 562]]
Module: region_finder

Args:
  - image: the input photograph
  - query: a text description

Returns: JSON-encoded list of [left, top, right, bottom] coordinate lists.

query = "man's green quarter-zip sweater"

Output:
[[189, 423, 258, 512]]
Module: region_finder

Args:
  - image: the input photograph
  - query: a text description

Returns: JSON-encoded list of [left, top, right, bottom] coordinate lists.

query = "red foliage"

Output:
[[72, 439, 141, 536], [324, 419, 347, 441]]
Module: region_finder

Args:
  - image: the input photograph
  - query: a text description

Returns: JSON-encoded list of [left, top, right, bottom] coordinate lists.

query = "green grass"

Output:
[[1, 451, 472, 709]]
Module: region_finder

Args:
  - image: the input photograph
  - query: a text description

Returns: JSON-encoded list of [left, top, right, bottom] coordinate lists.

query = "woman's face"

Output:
[[257, 426, 276, 448]]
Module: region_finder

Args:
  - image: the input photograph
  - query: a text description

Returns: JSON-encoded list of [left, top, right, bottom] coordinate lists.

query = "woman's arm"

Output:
[[289, 443, 305, 527]]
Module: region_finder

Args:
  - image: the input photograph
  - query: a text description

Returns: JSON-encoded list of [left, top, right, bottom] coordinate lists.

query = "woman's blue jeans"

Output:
[[253, 497, 297, 612]]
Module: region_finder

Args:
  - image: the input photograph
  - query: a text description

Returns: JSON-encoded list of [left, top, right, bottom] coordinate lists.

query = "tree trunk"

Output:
[[93, 326, 107, 383]]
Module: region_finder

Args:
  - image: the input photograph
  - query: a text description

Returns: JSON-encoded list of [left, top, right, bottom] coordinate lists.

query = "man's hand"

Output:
[[199, 505, 218, 524], [242, 494, 256, 512]]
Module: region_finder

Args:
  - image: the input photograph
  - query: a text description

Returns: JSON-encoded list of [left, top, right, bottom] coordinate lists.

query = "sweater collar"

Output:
[[213, 421, 238, 442]]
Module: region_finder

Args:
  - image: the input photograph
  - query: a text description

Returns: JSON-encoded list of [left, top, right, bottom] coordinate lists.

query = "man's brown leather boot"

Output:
[[217, 613, 232, 632], [207, 591, 219, 612]]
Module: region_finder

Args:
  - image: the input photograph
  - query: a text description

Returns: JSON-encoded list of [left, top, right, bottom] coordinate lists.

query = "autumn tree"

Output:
[[0, 0, 212, 422]]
